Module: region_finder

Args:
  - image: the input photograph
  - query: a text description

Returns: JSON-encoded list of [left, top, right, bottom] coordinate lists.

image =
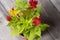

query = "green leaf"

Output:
[[23, 31, 30, 38], [28, 30, 35, 40], [28, 27, 41, 40], [14, 0, 29, 10], [35, 27, 41, 37], [35, 6, 42, 12], [40, 24, 49, 31], [35, 12, 40, 17]]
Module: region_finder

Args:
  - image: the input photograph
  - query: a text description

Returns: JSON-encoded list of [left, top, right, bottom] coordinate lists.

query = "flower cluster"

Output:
[[7, 0, 49, 40], [7, 0, 41, 26]]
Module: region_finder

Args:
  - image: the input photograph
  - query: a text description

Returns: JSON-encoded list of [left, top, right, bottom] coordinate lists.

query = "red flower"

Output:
[[6, 16, 12, 21], [32, 17, 41, 26], [29, 0, 38, 8]]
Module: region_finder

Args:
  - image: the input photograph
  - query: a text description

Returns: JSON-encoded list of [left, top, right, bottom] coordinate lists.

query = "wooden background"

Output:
[[40, 0, 60, 40], [0, 0, 60, 40]]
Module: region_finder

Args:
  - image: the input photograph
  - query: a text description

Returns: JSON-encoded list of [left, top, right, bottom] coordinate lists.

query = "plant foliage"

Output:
[[8, 0, 49, 40]]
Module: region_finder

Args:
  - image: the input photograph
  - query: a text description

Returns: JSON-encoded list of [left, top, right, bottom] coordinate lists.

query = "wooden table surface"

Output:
[[40, 0, 60, 40], [0, 0, 60, 40]]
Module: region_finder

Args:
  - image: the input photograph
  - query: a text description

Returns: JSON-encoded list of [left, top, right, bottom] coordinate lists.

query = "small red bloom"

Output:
[[6, 16, 12, 21], [33, 17, 41, 26], [29, 0, 38, 8]]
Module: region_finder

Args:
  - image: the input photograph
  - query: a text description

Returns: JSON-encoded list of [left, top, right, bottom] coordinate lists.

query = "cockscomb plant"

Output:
[[7, 0, 49, 40]]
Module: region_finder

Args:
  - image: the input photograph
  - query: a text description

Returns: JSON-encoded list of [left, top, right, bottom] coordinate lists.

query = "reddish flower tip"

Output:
[[6, 16, 12, 21], [32, 17, 41, 26], [29, 0, 38, 8]]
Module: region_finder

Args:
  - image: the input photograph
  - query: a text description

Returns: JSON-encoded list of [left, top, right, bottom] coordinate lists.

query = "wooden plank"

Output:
[[40, 0, 60, 40], [1, 0, 60, 40], [51, 0, 60, 12], [41, 31, 54, 40], [0, 0, 15, 11]]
